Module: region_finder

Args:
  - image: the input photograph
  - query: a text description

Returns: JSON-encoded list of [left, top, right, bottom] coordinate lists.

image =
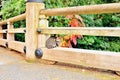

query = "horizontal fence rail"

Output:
[[40, 3, 120, 16], [0, 13, 26, 25], [0, 20, 7, 25], [0, 39, 7, 47], [39, 27, 120, 37], [0, 30, 7, 33], [9, 41, 25, 53], [7, 13, 26, 22], [41, 48, 120, 71], [8, 28, 26, 33], [0, 28, 26, 33]]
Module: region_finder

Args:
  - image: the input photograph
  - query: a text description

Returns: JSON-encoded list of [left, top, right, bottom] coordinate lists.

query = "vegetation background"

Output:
[[0, 0, 120, 52]]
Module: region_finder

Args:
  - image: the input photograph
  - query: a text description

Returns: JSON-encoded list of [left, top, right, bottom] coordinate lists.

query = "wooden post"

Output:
[[7, 22, 14, 47], [26, 2, 45, 61], [0, 26, 3, 39], [38, 15, 49, 48]]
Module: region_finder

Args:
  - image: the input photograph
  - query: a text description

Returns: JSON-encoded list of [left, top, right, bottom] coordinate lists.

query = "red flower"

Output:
[[69, 19, 80, 27], [61, 15, 85, 48]]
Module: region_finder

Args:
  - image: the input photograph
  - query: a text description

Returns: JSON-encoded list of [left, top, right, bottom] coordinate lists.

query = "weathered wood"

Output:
[[39, 27, 120, 37], [40, 3, 120, 16], [7, 13, 26, 22], [7, 22, 14, 45], [9, 41, 25, 53], [41, 47, 120, 71], [0, 39, 7, 46], [8, 28, 26, 33], [26, 2, 45, 61], [0, 13, 25, 25], [0, 20, 7, 25]]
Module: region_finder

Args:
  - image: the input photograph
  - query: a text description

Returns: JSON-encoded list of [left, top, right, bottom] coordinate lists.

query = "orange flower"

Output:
[[61, 15, 85, 48], [69, 19, 80, 27], [61, 41, 67, 47], [64, 35, 70, 40]]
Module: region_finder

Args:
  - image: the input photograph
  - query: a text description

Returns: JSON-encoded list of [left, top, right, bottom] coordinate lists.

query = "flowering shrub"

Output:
[[61, 15, 85, 48]]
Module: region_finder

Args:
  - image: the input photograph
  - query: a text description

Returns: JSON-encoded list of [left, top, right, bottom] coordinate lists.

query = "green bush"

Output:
[[45, 0, 120, 52], [1, 0, 26, 42], [1, 0, 26, 19]]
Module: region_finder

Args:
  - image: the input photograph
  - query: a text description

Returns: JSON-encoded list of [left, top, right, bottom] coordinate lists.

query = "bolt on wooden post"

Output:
[[26, 1, 45, 62]]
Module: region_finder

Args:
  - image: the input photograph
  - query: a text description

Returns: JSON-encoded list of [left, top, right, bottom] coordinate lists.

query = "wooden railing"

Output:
[[0, 13, 26, 53], [0, 2, 120, 72], [40, 3, 120, 16], [38, 3, 120, 72]]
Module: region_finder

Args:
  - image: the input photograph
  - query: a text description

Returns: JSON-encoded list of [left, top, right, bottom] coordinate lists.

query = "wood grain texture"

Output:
[[26, 2, 45, 61], [9, 41, 25, 53], [8, 28, 26, 33], [39, 27, 120, 37], [40, 3, 120, 16], [0, 13, 25, 25], [41, 47, 120, 71], [7, 13, 26, 22]]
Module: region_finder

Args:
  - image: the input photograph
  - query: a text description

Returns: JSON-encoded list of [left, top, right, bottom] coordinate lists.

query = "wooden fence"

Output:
[[0, 13, 26, 53], [0, 2, 120, 72]]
